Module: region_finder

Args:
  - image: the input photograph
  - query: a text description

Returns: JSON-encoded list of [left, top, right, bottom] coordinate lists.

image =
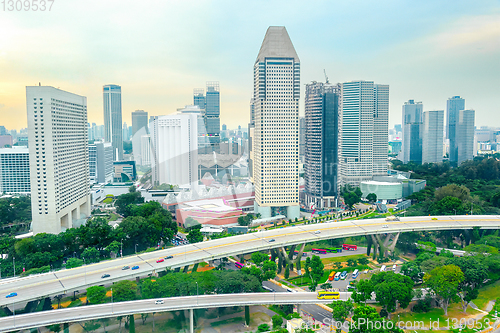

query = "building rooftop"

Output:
[[256, 26, 299, 63]]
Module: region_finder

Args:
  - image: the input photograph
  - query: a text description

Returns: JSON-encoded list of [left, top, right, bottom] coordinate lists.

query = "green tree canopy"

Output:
[[86, 286, 107, 304], [424, 264, 464, 316]]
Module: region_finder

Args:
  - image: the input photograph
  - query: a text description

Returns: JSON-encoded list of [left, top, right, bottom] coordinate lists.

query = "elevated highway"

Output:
[[0, 215, 498, 307], [0, 292, 345, 332]]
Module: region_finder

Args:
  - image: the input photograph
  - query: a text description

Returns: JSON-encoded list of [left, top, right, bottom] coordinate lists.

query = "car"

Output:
[[132, 265, 139, 270], [268, 239, 275, 242], [155, 300, 164, 305], [101, 274, 110, 278], [165, 255, 174, 259], [156, 258, 164, 263], [6, 292, 17, 298], [382, 225, 388, 228], [122, 266, 130, 270], [431, 217, 438, 220], [392, 264, 397, 271], [385, 216, 400, 222], [314, 230, 321, 234]]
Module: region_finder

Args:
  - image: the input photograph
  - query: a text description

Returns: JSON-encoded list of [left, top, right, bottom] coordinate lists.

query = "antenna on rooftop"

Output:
[[323, 69, 329, 84]]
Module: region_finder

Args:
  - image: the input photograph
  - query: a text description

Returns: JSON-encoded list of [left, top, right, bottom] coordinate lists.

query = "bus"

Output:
[[340, 271, 348, 280], [317, 291, 340, 299], [328, 271, 336, 281], [293, 251, 308, 257], [312, 248, 327, 254], [325, 247, 342, 253], [343, 244, 358, 251], [334, 272, 342, 281], [235, 262, 244, 269], [352, 269, 359, 279]]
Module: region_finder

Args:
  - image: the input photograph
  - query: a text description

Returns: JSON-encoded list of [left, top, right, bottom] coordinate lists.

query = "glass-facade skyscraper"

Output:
[[103, 84, 123, 161], [447, 95, 465, 163], [193, 83, 220, 153], [402, 100, 423, 163]]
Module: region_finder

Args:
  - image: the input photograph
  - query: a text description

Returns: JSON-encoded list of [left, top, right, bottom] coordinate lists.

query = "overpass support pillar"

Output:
[[190, 308, 194, 333], [183, 265, 190, 273], [63, 322, 69, 333], [192, 262, 199, 272], [174, 267, 181, 273], [293, 243, 306, 275], [296, 304, 302, 314]]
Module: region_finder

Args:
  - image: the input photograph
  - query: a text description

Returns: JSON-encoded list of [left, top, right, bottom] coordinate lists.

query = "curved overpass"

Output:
[[0, 215, 499, 307], [0, 292, 341, 332]]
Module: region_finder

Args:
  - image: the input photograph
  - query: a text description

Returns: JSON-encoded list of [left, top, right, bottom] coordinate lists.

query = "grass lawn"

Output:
[[307, 254, 368, 266], [396, 301, 476, 328], [474, 280, 500, 310]]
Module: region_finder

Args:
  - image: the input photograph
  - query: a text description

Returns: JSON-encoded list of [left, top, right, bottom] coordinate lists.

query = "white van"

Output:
[[380, 265, 386, 272], [392, 264, 397, 271]]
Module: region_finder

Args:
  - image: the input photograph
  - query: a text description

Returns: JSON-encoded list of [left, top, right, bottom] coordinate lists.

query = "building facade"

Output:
[[401, 100, 423, 163], [150, 113, 198, 189], [304, 81, 339, 209], [96, 141, 114, 184], [422, 110, 444, 163], [27, 86, 90, 234], [103, 84, 123, 161], [193, 83, 220, 153], [457, 109, 475, 165], [447, 95, 465, 163], [0, 147, 30, 194], [339, 81, 389, 186], [252, 26, 300, 219], [132, 110, 148, 136]]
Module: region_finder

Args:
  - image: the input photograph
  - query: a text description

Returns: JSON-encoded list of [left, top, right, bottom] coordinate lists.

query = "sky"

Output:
[[0, 0, 499, 131]]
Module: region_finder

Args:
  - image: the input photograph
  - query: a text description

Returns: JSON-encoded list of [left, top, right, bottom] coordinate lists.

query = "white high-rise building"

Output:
[[422, 110, 444, 164], [141, 135, 151, 167], [252, 26, 300, 219], [457, 109, 475, 165], [27, 86, 90, 234], [150, 113, 198, 189], [0, 146, 30, 194], [339, 81, 389, 186]]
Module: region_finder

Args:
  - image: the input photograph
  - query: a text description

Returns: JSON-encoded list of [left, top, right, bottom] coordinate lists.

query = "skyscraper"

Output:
[[27, 86, 90, 234], [299, 116, 305, 163], [0, 146, 30, 194], [252, 26, 300, 219], [422, 110, 444, 164], [339, 81, 389, 186], [401, 100, 423, 163], [132, 110, 148, 137], [193, 83, 220, 153], [447, 95, 465, 163], [457, 109, 475, 165], [304, 81, 339, 209], [103, 84, 123, 161]]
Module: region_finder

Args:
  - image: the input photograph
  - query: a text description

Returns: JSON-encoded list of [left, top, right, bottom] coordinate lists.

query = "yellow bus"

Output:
[[328, 271, 336, 281], [317, 291, 340, 299]]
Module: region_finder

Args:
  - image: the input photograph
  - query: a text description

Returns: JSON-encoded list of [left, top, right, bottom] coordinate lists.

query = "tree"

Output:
[[430, 196, 466, 215], [366, 193, 377, 203], [424, 264, 464, 316], [358, 257, 369, 266], [347, 259, 357, 267], [284, 265, 290, 279], [304, 255, 324, 290], [245, 305, 250, 326], [86, 286, 107, 304], [113, 280, 138, 302], [262, 260, 277, 280], [106, 241, 120, 257], [81, 247, 100, 263], [115, 191, 144, 217], [400, 261, 423, 283], [350, 305, 403, 333], [257, 323, 270, 332], [331, 300, 354, 333], [272, 314, 283, 329], [435, 184, 470, 202], [351, 279, 374, 304], [371, 272, 414, 315], [238, 215, 251, 226], [464, 243, 499, 255], [187, 228, 203, 244], [46, 324, 61, 332], [251, 252, 269, 266], [65, 258, 83, 269]]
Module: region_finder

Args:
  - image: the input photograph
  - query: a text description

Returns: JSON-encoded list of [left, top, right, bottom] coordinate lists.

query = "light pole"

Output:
[[111, 287, 113, 313], [195, 281, 199, 305], [13, 257, 15, 278], [120, 239, 123, 258], [135, 244, 138, 255]]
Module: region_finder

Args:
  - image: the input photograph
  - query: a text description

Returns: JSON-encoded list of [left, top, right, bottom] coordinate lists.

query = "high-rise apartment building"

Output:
[[89, 144, 97, 184], [103, 84, 123, 161], [447, 95, 465, 163], [304, 81, 339, 209], [457, 109, 475, 165], [339, 81, 389, 186], [0, 146, 30, 194], [150, 113, 198, 189], [422, 110, 444, 163], [251, 26, 300, 219], [402, 100, 423, 163], [27, 86, 90, 234]]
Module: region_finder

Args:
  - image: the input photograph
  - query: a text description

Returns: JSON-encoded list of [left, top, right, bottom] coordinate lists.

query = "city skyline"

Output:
[[1, 1, 498, 131]]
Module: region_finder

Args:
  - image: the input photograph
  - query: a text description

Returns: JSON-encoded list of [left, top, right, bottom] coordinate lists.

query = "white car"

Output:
[[314, 230, 321, 234], [155, 300, 164, 305], [382, 225, 388, 228]]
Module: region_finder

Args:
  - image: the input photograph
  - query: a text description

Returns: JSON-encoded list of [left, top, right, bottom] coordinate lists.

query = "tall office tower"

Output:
[[339, 81, 389, 186], [93, 141, 114, 184], [141, 135, 151, 167], [252, 26, 300, 219], [178, 105, 208, 151], [447, 95, 465, 163], [150, 113, 198, 189], [422, 110, 444, 163], [248, 98, 256, 181], [0, 146, 30, 194], [89, 144, 97, 184], [103, 84, 123, 161], [299, 117, 306, 163], [205, 82, 221, 151], [131, 110, 148, 136], [122, 122, 129, 141], [373, 84, 389, 175], [304, 81, 339, 209], [193, 89, 206, 110], [87, 123, 94, 141], [457, 109, 475, 165], [27, 86, 90, 234], [401, 100, 423, 163]]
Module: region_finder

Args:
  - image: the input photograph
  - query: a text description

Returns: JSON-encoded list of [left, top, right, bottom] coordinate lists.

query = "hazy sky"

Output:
[[0, 0, 499, 131]]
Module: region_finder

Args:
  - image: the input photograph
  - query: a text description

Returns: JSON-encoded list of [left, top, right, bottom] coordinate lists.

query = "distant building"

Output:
[[0, 146, 30, 194], [0, 135, 13, 148], [401, 100, 423, 163], [27, 86, 90, 234], [140, 135, 151, 167], [90, 141, 114, 184], [422, 110, 444, 163], [89, 144, 97, 184], [361, 174, 426, 200], [447, 96, 465, 163], [113, 161, 137, 182], [299, 116, 305, 163], [103, 84, 123, 161], [132, 110, 148, 136], [193, 83, 220, 153], [457, 109, 475, 165]]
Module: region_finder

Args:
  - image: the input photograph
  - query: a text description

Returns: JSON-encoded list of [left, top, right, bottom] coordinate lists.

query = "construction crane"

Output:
[[323, 69, 329, 84]]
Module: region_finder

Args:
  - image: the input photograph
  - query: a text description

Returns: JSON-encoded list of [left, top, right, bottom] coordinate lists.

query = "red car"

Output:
[[156, 258, 164, 263]]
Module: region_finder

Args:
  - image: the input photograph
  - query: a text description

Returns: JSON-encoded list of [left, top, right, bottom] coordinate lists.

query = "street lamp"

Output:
[[195, 281, 199, 305], [12, 257, 15, 278], [120, 239, 123, 258], [111, 287, 113, 313]]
